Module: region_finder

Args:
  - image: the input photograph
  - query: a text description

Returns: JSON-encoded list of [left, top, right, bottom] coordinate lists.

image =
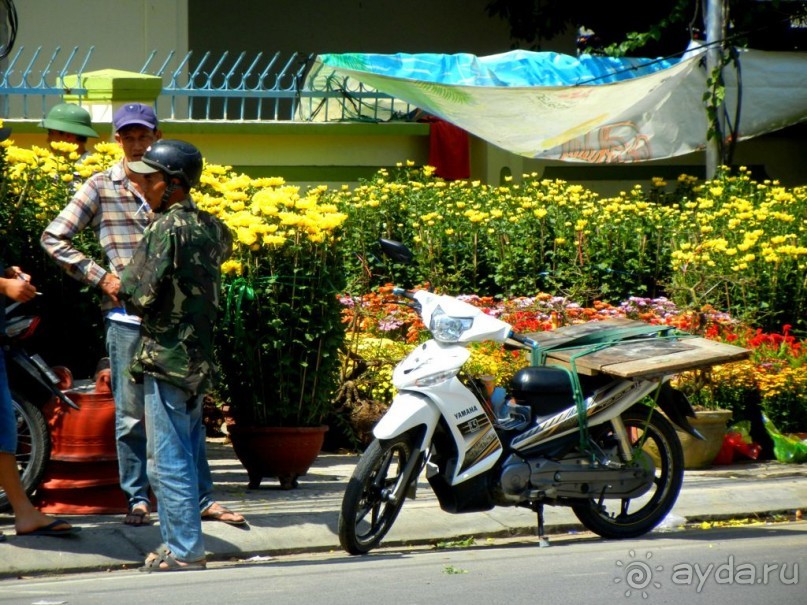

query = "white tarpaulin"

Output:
[[306, 49, 807, 163]]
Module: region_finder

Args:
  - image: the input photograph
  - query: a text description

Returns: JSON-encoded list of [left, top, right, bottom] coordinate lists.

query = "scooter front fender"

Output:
[[373, 391, 440, 451]]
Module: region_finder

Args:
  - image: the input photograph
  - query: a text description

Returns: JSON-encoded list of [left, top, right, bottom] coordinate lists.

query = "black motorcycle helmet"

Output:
[[130, 139, 203, 191]]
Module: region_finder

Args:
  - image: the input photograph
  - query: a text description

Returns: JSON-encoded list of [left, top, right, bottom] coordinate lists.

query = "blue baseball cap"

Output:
[[113, 103, 158, 132]]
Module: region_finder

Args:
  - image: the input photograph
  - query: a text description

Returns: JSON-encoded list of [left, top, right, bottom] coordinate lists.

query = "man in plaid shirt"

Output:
[[41, 104, 246, 528]]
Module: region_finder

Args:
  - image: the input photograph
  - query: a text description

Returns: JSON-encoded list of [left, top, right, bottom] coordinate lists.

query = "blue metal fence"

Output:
[[0, 46, 415, 122], [143, 49, 307, 120], [0, 46, 92, 117]]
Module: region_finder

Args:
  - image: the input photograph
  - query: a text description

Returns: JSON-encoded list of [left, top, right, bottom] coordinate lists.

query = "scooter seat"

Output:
[[510, 366, 611, 417]]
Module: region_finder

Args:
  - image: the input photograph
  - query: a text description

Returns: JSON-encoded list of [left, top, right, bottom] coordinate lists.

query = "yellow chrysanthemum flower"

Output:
[[220, 259, 243, 276]]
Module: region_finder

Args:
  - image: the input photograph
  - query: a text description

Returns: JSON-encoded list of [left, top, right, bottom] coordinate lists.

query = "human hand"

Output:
[[4, 265, 32, 283], [99, 273, 121, 304], [0, 276, 37, 302]]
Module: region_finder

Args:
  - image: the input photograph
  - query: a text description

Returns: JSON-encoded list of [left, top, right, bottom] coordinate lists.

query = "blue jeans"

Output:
[[144, 375, 205, 562], [0, 352, 17, 455], [105, 320, 215, 512]]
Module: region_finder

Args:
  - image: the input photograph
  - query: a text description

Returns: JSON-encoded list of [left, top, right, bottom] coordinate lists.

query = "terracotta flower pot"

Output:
[[37, 369, 128, 514], [228, 424, 328, 489], [678, 409, 733, 469], [43, 370, 117, 461]]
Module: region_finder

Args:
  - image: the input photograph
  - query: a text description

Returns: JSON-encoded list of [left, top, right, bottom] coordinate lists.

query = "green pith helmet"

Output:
[[39, 103, 99, 138]]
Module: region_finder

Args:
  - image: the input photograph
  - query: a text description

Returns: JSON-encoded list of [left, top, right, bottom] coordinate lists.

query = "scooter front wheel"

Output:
[[338, 435, 414, 555], [0, 393, 50, 512]]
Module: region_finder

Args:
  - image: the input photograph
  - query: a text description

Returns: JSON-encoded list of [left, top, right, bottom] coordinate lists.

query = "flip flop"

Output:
[[16, 519, 81, 537], [124, 508, 152, 526], [202, 505, 247, 527], [139, 550, 206, 573]]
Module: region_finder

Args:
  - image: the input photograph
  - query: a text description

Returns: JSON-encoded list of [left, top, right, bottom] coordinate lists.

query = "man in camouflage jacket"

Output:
[[116, 140, 232, 571]]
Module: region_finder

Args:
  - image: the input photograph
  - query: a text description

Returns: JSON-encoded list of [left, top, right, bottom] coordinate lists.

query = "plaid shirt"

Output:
[[40, 161, 151, 310]]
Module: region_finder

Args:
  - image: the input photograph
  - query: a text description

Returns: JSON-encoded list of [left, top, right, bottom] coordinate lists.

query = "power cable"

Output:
[[0, 0, 18, 60]]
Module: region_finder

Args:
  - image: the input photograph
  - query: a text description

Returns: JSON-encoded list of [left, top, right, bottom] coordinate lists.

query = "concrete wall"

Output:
[[11, 0, 528, 78], [14, 0, 188, 71], [187, 0, 525, 56], [6, 1, 187, 119]]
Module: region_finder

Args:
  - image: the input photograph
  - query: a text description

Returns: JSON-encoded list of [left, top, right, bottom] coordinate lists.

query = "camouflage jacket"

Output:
[[118, 197, 232, 396]]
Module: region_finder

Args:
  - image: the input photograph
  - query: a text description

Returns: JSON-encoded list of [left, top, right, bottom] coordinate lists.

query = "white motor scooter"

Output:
[[338, 239, 746, 555]]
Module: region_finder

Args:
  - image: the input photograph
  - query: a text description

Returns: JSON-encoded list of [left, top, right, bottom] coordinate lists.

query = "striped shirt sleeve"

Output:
[[41, 175, 108, 285], [40, 163, 150, 291]]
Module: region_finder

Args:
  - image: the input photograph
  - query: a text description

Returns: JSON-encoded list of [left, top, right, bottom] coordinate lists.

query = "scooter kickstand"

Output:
[[535, 504, 550, 548]]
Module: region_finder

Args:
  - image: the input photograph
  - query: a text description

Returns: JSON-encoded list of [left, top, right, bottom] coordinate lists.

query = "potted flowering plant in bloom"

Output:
[[675, 323, 807, 463], [195, 171, 347, 488]]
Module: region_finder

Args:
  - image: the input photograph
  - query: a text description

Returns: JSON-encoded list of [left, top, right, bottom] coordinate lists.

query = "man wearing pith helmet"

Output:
[[39, 103, 99, 161]]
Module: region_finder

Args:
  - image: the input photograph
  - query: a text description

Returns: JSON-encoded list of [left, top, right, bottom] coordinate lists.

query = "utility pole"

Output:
[[705, 0, 726, 180]]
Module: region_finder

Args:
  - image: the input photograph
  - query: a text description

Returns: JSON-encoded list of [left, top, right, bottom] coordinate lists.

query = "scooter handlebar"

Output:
[[392, 287, 413, 299], [392, 287, 421, 313], [508, 332, 538, 350]]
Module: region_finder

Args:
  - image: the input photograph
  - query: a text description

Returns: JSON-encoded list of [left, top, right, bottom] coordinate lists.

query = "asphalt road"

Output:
[[0, 522, 804, 605]]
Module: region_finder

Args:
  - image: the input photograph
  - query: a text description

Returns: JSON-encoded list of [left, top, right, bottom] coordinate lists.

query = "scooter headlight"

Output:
[[430, 306, 473, 343], [415, 368, 460, 387]]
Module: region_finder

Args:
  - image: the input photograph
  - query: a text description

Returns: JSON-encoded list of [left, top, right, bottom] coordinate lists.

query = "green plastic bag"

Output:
[[762, 414, 807, 464]]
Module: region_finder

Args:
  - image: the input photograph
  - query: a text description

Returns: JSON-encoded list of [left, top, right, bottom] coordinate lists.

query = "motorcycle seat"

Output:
[[509, 366, 611, 416]]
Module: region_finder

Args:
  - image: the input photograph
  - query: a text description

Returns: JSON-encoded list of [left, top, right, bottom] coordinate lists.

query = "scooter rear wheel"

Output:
[[0, 393, 50, 512], [571, 406, 684, 539], [338, 435, 414, 554]]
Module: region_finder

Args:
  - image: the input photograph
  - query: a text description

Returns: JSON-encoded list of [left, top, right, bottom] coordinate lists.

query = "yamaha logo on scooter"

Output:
[[454, 405, 479, 421]]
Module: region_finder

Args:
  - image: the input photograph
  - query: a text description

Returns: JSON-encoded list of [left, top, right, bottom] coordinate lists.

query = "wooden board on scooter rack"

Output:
[[526, 318, 750, 378]]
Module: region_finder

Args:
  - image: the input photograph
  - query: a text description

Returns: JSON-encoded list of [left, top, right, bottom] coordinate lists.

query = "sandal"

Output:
[[202, 503, 247, 527], [124, 507, 152, 527], [139, 550, 206, 573], [143, 544, 170, 567]]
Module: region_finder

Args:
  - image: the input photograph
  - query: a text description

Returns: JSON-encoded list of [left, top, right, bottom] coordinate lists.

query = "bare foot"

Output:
[[15, 511, 76, 536], [124, 505, 152, 526]]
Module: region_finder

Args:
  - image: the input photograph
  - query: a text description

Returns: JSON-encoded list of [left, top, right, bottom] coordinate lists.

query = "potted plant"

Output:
[[197, 174, 348, 489], [675, 323, 807, 466], [674, 367, 739, 468]]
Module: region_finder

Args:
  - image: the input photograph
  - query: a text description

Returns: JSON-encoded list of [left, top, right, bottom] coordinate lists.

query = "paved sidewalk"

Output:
[[1, 438, 806, 578]]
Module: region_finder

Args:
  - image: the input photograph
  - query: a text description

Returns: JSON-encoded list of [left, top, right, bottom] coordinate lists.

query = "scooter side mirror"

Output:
[[378, 238, 414, 265]]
